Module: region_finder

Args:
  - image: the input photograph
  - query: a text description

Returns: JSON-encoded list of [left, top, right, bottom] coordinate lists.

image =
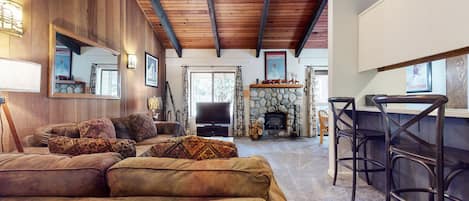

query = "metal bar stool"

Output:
[[374, 95, 469, 201], [329, 97, 385, 201]]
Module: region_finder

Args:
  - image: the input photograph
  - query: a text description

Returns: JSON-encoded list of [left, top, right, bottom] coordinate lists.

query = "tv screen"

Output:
[[196, 102, 231, 124]]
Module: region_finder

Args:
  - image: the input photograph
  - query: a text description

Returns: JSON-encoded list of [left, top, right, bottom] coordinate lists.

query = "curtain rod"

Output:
[[181, 65, 242, 68]]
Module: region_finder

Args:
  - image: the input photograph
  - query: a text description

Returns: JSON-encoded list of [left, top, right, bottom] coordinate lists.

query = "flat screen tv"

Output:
[[196, 102, 231, 124]]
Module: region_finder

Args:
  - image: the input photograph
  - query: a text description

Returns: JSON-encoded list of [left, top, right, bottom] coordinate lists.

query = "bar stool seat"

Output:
[[392, 141, 469, 166]]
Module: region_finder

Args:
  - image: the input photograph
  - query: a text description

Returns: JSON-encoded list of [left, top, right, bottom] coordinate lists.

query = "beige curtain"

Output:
[[233, 67, 245, 136], [305, 66, 318, 137]]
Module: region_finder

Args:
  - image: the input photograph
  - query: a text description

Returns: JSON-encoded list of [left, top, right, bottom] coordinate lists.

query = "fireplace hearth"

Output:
[[264, 112, 287, 130]]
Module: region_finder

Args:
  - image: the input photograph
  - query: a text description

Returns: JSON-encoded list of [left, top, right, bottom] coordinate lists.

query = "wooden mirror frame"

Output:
[[48, 24, 121, 99]]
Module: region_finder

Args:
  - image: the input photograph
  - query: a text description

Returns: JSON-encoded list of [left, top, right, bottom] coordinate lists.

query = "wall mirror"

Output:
[[48, 25, 121, 99]]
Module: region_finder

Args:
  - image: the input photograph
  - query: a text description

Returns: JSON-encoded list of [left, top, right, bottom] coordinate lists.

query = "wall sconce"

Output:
[[0, 0, 23, 37], [127, 54, 137, 69]]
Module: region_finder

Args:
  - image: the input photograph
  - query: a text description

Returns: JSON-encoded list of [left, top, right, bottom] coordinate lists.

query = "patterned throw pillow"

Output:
[[140, 136, 238, 160], [78, 118, 117, 139], [127, 113, 157, 142], [48, 136, 136, 158], [111, 117, 132, 139]]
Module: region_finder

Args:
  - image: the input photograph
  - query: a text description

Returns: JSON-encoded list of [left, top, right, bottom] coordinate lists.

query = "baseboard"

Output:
[[327, 168, 352, 178]]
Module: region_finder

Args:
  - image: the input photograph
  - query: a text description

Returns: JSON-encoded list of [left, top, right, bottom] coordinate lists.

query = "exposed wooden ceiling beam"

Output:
[[151, 0, 182, 57], [256, 0, 270, 58], [207, 0, 221, 57], [295, 0, 327, 57]]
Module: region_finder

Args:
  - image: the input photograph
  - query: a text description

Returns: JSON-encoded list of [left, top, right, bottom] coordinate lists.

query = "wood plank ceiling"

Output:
[[136, 0, 327, 57]]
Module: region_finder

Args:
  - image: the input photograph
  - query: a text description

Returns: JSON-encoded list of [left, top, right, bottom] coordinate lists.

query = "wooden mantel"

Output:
[[249, 84, 304, 88]]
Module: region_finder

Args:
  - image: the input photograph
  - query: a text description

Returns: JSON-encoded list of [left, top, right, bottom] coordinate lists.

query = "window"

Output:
[[314, 70, 328, 105], [190, 72, 235, 116]]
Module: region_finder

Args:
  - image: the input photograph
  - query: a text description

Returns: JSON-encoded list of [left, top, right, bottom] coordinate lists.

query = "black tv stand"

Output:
[[196, 124, 229, 137]]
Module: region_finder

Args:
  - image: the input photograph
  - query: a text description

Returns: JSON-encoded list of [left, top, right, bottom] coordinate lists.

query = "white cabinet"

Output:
[[358, 0, 385, 72]]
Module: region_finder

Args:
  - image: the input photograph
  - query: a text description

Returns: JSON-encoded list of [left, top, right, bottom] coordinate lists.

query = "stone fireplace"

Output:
[[249, 84, 303, 137]]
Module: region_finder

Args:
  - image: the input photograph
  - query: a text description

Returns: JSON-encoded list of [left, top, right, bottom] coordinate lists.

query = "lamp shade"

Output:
[[0, 58, 41, 93]]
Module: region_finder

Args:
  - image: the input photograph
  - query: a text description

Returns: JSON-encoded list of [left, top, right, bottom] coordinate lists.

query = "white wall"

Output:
[[328, 0, 380, 176], [166, 48, 328, 134], [71, 47, 118, 83]]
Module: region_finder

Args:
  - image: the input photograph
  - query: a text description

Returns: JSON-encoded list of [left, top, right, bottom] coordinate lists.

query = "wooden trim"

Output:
[[1, 102, 24, 152], [256, 0, 270, 58], [207, 0, 221, 57], [250, 84, 303, 88], [151, 0, 182, 57], [377, 46, 469, 72], [295, 0, 328, 57], [52, 25, 120, 55]]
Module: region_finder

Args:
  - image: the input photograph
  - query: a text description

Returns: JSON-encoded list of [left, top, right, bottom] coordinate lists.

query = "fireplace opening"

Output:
[[264, 112, 287, 130]]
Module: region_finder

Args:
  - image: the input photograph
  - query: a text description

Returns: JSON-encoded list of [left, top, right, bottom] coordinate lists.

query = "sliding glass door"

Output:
[[190, 72, 235, 116]]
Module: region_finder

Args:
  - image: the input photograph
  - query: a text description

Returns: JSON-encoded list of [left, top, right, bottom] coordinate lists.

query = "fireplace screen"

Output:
[[264, 112, 287, 130]]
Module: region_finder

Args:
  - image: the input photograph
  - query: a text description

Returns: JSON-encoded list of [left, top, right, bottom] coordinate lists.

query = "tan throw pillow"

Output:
[[140, 135, 238, 160], [127, 113, 157, 142], [78, 118, 116, 139], [48, 136, 136, 158]]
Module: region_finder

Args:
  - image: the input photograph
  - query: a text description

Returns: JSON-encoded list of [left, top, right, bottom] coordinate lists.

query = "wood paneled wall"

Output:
[[0, 0, 165, 152]]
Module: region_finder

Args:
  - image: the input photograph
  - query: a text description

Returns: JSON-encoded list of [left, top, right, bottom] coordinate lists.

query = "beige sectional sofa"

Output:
[[22, 118, 179, 156], [0, 153, 286, 201]]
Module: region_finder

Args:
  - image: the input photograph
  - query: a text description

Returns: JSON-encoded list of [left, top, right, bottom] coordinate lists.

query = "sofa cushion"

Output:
[[0, 152, 122, 197], [78, 118, 116, 139], [33, 123, 79, 145], [107, 156, 273, 200], [135, 134, 172, 146], [140, 136, 238, 160], [127, 113, 157, 142], [110, 117, 132, 139], [48, 136, 136, 158]]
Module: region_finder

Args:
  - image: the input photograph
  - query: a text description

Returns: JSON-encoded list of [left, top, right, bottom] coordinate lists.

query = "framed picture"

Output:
[[265, 51, 287, 80], [406, 63, 432, 93], [55, 46, 72, 78], [145, 52, 159, 87]]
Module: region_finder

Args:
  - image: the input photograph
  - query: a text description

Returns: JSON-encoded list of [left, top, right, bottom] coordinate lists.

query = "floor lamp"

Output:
[[0, 58, 42, 152]]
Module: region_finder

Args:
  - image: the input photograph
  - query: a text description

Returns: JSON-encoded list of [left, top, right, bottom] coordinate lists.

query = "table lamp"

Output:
[[0, 58, 41, 152], [148, 96, 162, 120]]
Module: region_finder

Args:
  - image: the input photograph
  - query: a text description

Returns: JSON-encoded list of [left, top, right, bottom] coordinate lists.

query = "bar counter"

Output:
[[348, 106, 469, 200]]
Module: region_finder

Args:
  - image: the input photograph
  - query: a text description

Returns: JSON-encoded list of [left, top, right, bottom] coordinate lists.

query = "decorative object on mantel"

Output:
[[148, 96, 162, 120], [250, 83, 303, 88], [249, 118, 264, 140], [145, 52, 159, 87], [0, 0, 23, 37], [265, 51, 287, 80], [406, 62, 432, 93], [0, 58, 42, 152]]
